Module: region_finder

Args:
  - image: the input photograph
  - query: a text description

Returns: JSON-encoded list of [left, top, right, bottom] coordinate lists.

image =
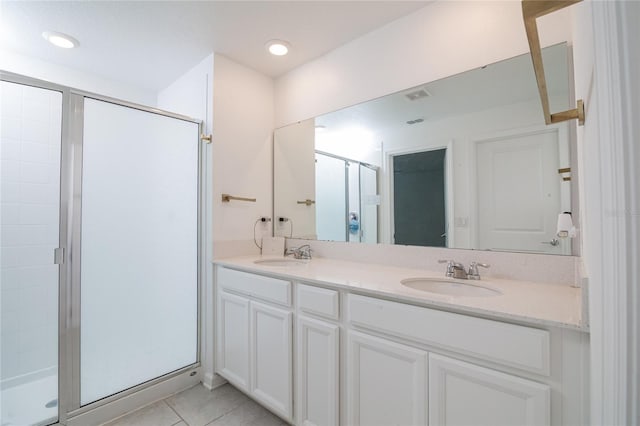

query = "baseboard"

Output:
[[202, 372, 227, 390]]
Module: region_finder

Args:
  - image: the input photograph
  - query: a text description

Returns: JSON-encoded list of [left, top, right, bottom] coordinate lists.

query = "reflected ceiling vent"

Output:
[[406, 118, 424, 125], [404, 88, 431, 101]]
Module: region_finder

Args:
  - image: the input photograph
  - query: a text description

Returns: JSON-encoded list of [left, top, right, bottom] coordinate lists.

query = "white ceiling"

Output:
[[0, 1, 430, 92]]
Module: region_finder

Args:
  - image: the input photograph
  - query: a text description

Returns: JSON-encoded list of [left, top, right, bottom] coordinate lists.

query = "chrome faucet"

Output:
[[285, 244, 312, 259], [438, 260, 490, 280], [438, 259, 468, 279]]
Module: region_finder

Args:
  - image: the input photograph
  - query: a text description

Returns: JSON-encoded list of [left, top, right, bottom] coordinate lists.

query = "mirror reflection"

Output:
[[274, 43, 575, 255]]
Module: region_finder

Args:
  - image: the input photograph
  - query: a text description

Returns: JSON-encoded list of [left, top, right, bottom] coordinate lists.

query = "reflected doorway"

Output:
[[392, 148, 447, 247]]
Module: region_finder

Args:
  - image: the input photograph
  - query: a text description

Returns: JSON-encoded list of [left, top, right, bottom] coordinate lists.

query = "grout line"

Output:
[[201, 403, 242, 426], [164, 399, 188, 425]]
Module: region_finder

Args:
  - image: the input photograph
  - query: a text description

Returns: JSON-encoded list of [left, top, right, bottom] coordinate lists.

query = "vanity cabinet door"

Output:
[[216, 291, 250, 391], [346, 330, 427, 426], [250, 300, 293, 421], [429, 353, 550, 426], [296, 316, 339, 426]]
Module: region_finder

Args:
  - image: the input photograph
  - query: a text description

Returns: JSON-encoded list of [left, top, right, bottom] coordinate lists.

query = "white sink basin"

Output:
[[254, 258, 308, 267], [400, 277, 501, 297]]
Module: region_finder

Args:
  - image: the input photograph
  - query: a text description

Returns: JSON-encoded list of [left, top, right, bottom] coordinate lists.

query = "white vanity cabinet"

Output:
[[346, 330, 428, 426], [215, 267, 293, 422], [214, 264, 586, 426], [428, 354, 550, 426], [296, 284, 340, 426], [217, 291, 250, 390], [346, 294, 552, 426]]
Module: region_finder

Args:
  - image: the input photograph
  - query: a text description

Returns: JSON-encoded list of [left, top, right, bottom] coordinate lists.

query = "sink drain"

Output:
[[45, 399, 58, 408]]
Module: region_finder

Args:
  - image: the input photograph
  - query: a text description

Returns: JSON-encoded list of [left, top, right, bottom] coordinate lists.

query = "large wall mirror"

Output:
[[274, 43, 577, 256]]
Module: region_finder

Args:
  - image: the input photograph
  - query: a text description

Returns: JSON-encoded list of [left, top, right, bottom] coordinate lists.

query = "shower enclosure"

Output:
[[314, 152, 378, 243], [1, 73, 203, 426]]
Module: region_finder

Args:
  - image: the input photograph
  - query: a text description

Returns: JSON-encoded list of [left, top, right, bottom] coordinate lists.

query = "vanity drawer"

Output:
[[217, 267, 292, 307], [297, 283, 340, 320], [347, 294, 550, 376]]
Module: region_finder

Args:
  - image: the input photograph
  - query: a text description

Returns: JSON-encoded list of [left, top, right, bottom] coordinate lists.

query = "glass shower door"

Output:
[[79, 98, 200, 405], [1, 80, 62, 425]]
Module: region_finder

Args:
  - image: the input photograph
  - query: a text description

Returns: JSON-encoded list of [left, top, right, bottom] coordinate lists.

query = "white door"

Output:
[[315, 153, 347, 241], [429, 354, 550, 426], [346, 331, 427, 426], [216, 291, 250, 391], [250, 301, 293, 421], [476, 129, 562, 254], [360, 164, 379, 244], [296, 316, 339, 426]]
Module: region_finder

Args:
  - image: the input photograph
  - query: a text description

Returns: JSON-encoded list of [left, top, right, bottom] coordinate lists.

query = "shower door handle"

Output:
[[54, 247, 65, 264]]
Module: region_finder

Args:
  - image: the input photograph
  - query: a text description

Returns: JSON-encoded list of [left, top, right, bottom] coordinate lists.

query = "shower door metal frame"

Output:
[[0, 71, 71, 426], [0, 71, 205, 425], [64, 91, 204, 419]]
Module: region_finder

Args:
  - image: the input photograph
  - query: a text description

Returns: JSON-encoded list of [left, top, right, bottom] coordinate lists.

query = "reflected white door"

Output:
[[360, 164, 378, 244], [476, 130, 561, 254], [80, 98, 199, 405], [315, 153, 346, 241]]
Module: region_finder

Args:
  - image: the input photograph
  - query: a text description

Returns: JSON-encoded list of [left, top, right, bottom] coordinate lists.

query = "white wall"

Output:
[[275, 1, 572, 127], [212, 54, 275, 254], [273, 119, 316, 239], [158, 54, 213, 121], [0, 49, 156, 106], [156, 54, 218, 390]]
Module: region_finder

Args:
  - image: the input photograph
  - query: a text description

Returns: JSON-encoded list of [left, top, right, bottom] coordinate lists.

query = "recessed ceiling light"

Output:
[[42, 31, 78, 49], [266, 40, 290, 56]]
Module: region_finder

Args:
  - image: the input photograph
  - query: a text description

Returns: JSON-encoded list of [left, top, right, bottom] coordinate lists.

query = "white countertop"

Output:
[[213, 255, 586, 331]]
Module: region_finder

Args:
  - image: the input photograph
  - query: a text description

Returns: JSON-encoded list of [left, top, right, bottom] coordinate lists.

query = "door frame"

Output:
[[384, 141, 454, 247], [468, 123, 569, 253], [358, 162, 380, 244], [589, 2, 640, 423]]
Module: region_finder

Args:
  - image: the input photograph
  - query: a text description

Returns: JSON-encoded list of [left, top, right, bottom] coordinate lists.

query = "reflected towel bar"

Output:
[[297, 199, 315, 206], [221, 194, 256, 203], [522, 0, 585, 126]]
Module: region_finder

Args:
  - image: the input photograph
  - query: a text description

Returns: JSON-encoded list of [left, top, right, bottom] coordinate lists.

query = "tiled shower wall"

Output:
[[1, 81, 61, 382]]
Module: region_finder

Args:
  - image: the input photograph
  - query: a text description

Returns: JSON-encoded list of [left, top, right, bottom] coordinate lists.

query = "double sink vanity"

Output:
[[213, 255, 587, 426]]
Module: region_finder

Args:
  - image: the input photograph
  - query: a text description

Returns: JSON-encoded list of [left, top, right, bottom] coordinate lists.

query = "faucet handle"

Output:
[[468, 261, 490, 279], [438, 259, 459, 278], [439, 259, 464, 268]]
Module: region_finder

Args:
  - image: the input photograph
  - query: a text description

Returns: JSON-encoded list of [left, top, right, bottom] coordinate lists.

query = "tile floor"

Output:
[[102, 383, 288, 426]]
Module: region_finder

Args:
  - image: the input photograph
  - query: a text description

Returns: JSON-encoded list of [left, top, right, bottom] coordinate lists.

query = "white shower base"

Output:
[[1, 373, 57, 426]]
